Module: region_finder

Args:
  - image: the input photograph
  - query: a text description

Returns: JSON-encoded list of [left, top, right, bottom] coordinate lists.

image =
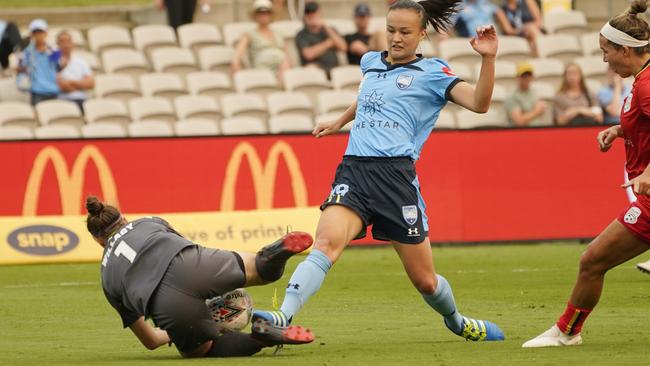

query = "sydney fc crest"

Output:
[[402, 205, 418, 225], [396, 74, 414, 90]]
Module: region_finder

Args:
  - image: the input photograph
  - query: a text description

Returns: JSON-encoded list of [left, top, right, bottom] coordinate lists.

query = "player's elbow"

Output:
[[473, 105, 490, 114]]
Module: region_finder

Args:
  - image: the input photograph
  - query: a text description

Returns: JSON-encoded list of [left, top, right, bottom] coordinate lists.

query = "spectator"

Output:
[[498, 0, 543, 57], [295, 1, 346, 74], [345, 3, 372, 65], [56, 30, 94, 113], [18, 19, 60, 106], [232, 0, 291, 79], [504, 62, 547, 127], [154, 0, 211, 30], [553, 63, 603, 126], [0, 20, 22, 72], [598, 67, 632, 125], [455, 0, 502, 38]]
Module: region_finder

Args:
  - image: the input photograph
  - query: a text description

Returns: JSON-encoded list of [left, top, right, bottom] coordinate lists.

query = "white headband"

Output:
[[600, 22, 649, 47]]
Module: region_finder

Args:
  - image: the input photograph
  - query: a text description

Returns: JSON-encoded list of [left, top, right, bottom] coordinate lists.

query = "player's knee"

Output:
[[413, 277, 437, 295], [313, 238, 341, 264], [578, 250, 607, 276]]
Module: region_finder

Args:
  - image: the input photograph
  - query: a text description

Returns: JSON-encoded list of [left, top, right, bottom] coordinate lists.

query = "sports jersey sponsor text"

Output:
[[624, 207, 642, 224], [7, 225, 79, 255]]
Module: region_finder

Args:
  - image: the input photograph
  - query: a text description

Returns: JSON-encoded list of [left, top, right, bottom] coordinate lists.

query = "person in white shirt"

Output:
[[56, 30, 94, 112]]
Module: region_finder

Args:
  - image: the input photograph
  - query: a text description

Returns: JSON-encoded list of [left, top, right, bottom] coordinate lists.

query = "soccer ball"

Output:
[[205, 288, 253, 331]]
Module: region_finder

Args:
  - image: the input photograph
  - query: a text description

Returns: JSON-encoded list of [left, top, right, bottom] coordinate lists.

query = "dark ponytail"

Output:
[[608, 0, 650, 54], [389, 0, 463, 33], [86, 195, 122, 239]]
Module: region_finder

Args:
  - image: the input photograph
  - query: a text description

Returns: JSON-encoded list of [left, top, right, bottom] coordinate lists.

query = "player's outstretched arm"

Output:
[[129, 316, 171, 350], [597, 125, 623, 152], [449, 25, 497, 113], [313, 100, 357, 138]]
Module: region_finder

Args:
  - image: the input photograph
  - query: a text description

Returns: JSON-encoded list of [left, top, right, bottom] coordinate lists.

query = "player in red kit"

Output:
[[524, 0, 650, 348]]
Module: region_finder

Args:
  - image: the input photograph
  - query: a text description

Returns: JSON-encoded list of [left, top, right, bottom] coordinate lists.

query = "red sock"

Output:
[[556, 302, 592, 335]]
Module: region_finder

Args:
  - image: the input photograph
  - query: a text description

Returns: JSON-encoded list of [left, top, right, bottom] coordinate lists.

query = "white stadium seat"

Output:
[[128, 120, 174, 137], [0, 126, 34, 140], [95, 74, 141, 101], [83, 98, 130, 127], [0, 102, 37, 129], [128, 97, 176, 124], [266, 91, 313, 118], [220, 93, 267, 121], [435, 109, 457, 129], [81, 122, 128, 138], [198, 45, 235, 73], [317, 90, 356, 115], [35, 100, 84, 127], [544, 10, 588, 36], [221, 116, 267, 135], [87, 25, 133, 54], [222, 22, 257, 46], [175, 118, 220, 136], [234, 68, 281, 95], [497, 36, 532, 63], [186, 71, 234, 100], [132, 24, 177, 56], [34, 125, 81, 139], [331, 65, 362, 91], [173, 95, 220, 121], [178, 23, 223, 52], [536, 34, 582, 65], [527, 58, 565, 89], [456, 109, 506, 129], [150, 47, 197, 77], [269, 115, 314, 134], [101, 48, 150, 76], [139, 73, 186, 100]]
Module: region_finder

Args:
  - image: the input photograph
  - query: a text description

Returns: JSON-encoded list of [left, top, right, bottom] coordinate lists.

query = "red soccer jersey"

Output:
[[621, 64, 650, 208]]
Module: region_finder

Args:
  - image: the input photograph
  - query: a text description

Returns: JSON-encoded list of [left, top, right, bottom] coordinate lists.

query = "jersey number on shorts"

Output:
[[114, 240, 137, 263]]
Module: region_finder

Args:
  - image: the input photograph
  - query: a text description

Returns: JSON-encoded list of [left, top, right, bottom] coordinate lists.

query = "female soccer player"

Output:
[[523, 0, 650, 347], [86, 196, 314, 357], [255, 0, 505, 342]]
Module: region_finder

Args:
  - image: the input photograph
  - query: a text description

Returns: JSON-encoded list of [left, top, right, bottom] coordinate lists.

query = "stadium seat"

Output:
[[150, 47, 198, 77], [222, 22, 257, 46], [128, 97, 176, 124], [317, 90, 356, 115], [0, 77, 29, 103], [186, 71, 234, 100], [586, 79, 603, 94], [128, 120, 174, 137], [0, 125, 34, 140], [87, 25, 133, 54], [35, 100, 84, 127], [491, 84, 508, 122], [101, 49, 150, 76], [132, 24, 177, 57], [75, 50, 102, 73], [198, 45, 235, 73], [269, 115, 314, 134], [456, 109, 506, 129], [95, 74, 141, 101], [475, 60, 517, 91], [497, 36, 532, 63], [531, 81, 555, 101], [175, 118, 220, 136], [177, 23, 223, 53], [580, 32, 601, 57], [221, 116, 267, 135], [536, 34, 582, 64], [0, 102, 37, 129], [34, 125, 81, 139], [220, 93, 268, 121], [234, 68, 281, 95], [544, 10, 588, 36], [283, 67, 331, 104], [325, 19, 355, 35], [527, 58, 565, 89], [435, 109, 457, 129], [369, 16, 386, 33], [269, 20, 302, 40], [173, 94, 220, 121], [448, 62, 474, 82], [139, 73, 186, 100], [48, 27, 86, 49], [266, 91, 313, 118], [316, 112, 352, 132], [81, 122, 127, 138], [83, 98, 130, 127], [331, 65, 362, 91], [439, 38, 480, 68], [575, 56, 608, 85]]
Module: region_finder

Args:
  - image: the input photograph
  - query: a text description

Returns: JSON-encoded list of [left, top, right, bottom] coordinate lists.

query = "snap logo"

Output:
[[7, 225, 79, 256], [624, 207, 642, 224], [402, 205, 418, 225], [396, 74, 414, 90]]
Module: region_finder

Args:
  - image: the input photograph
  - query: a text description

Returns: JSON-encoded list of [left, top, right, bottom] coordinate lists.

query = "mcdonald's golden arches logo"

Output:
[[22, 145, 119, 216], [221, 141, 308, 211]]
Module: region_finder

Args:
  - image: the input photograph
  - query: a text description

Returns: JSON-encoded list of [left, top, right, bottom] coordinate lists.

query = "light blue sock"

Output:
[[422, 275, 464, 334], [280, 249, 332, 319]]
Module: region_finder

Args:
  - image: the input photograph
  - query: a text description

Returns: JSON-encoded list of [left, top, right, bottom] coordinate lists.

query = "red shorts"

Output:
[[617, 201, 650, 244]]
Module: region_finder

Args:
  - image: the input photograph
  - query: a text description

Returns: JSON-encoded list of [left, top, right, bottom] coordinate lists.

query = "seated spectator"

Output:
[[504, 62, 547, 127], [553, 63, 603, 126], [0, 20, 22, 73], [17, 19, 60, 106], [232, 0, 291, 78], [295, 1, 346, 74], [56, 30, 94, 113], [498, 0, 543, 57], [345, 3, 372, 65], [455, 0, 503, 38], [598, 67, 632, 125]]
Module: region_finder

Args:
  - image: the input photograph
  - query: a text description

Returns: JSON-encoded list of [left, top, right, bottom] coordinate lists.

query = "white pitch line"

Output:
[[3, 281, 98, 289]]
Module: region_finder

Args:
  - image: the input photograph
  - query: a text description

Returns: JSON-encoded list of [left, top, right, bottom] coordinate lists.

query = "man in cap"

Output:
[[295, 1, 346, 73], [18, 19, 60, 106], [504, 62, 547, 127], [345, 3, 372, 65]]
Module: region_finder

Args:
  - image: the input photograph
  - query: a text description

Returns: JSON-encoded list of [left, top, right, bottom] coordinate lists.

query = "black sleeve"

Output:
[[103, 288, 140, 328]]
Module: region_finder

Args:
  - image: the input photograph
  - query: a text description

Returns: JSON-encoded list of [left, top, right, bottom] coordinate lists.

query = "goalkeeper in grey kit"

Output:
[[86, 195, 314, 358]]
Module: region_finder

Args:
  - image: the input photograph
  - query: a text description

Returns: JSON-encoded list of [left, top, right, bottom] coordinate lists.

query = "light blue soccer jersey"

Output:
[[345, 51, 461, 161]]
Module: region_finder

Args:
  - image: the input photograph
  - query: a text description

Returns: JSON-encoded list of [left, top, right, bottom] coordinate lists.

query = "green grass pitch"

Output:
[[1, 243, 649, 365]]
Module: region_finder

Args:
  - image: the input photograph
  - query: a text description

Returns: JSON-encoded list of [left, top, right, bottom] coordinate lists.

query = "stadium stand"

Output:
[[0, 101, 38, 129], [536, 34, 583, 65], [175, 118, 220, 136], [283, 67, 331, 104], [81, 122, 128, 138], [186, 71, 234, 100], [47, 27, 86, 49], [544, 10, 589, 36], [526, 58, 565, 89], [575, 56, 609, 84], [87, 25, 133, 55], [101, 48, 150, 76], [222, 21, 257, 46], [496, 36, 532, 63], [139, 73, 186, 100], [197, 45, 236, 73], [330, 65, 362, 91], [317, 90, 356, 115], [127, 120, 174, 137], [35, 100, 84, 127], [435, 109, 457, 129], [220, 93, 268, 121], [266, 91, 313, 118], [83, 98, 131, 127], [221, 116, 267, 135], [580, 32, 601, 57], [0, 126, 34, 140], [269, 115, 314, 134], [94, 74, 141, 101], [456, 109, 506, 129], [173, 94, 221, 121], [150, 47, 198, 77], [34, 124, 81, 139], [132, 24, 177, 58], [127, 97, 176, 125], [177, 23, 223, 53], [234, 68, 281, 95]]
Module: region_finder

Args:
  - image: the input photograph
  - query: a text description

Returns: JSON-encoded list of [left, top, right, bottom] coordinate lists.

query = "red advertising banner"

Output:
[[0, 127, 628, 243]]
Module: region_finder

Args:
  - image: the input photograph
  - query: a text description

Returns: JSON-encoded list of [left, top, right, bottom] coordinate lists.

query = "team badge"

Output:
[[624, 206, 642, 224], [402, 205, 418, 225], [396, 74, 414, 90], [623, 93, 633, 113]]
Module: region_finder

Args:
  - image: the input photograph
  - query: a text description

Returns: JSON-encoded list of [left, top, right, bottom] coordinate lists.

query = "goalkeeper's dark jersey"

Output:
[[100, 217, 193, 327]]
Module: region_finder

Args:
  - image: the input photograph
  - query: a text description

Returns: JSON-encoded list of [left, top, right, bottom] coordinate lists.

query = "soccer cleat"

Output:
[[522, 325, 583, 348], [252, 309, 291, 328], [255, 231, 314, 282], [636, 259, 650, 274], [448, 316, 505, 341], [251, 319, 314, 346]]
